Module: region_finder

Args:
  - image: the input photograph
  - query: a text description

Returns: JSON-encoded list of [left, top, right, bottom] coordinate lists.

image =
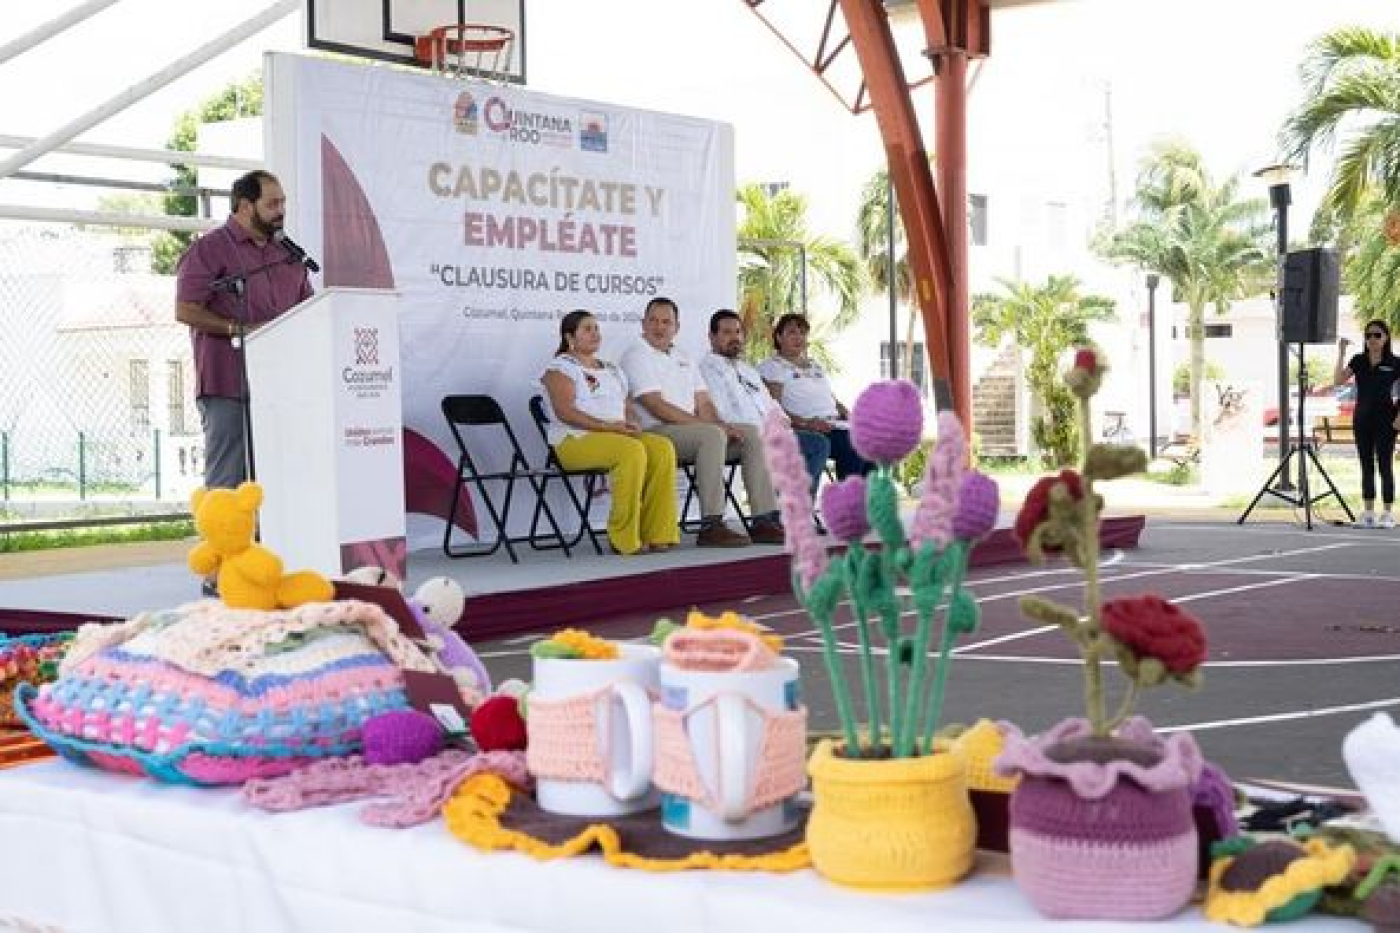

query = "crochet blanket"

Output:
[[19, 599, 439, 786]]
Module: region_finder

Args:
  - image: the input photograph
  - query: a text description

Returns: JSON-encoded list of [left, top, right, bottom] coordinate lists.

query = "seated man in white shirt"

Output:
[[619, 297, 784, 548], [699, 308, 784, 425]]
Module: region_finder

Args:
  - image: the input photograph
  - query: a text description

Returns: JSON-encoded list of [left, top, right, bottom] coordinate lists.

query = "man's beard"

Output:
[[251, 213, 283, 237]]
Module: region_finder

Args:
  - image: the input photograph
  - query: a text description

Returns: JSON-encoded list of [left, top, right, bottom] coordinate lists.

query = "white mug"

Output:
[[657, 657, 804, 841], [528, 643, 660, 817]]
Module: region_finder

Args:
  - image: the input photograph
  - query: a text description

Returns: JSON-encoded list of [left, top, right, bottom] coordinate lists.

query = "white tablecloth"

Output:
[[0, 761, 1359, 933]]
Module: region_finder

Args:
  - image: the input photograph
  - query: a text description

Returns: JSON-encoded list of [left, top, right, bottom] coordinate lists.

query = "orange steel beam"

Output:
[[837, 0, 955, 414], [920, 0, 988, 431]]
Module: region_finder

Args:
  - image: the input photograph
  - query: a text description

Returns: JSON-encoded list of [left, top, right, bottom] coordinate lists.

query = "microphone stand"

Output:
[[210, 253, 312, 485]]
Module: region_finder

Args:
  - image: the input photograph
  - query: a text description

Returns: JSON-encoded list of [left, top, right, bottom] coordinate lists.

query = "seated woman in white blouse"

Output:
[[540, 310, 679, 555], [758, 312, 871, 494]]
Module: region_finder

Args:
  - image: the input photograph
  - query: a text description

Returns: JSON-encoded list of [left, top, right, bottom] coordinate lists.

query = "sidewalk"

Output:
[[990, 473, 1301, 522], [0, 475, 1269, 589]]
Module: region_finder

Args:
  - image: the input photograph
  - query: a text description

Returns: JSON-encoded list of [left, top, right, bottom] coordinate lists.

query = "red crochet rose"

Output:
[[1013, 469, 1084, 551], [1101, 595, 1206, 674], [1073, 348, 1099, 372]]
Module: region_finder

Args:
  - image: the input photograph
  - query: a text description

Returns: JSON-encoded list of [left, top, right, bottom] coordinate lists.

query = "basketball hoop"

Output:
[[414, 23, 515, 83]]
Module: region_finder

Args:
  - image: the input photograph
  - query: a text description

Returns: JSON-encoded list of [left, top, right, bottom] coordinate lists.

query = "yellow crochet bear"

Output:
[[188, 482, 335, 610]]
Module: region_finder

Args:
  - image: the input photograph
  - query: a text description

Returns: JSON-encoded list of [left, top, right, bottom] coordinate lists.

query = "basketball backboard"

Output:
[[305, 0, 526, 83]]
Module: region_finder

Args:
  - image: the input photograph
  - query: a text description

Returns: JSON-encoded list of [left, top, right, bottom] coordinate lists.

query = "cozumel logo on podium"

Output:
[[354, 327, 380, 366]]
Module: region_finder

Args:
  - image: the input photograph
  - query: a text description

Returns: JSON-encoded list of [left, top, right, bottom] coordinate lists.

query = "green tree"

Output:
[[1281, 29, 1400, 326], [736, 183, 865, 363], [854, 164, 932, 380], [117, 73, 264, 274], [1098, 141, 1272, 438], [1172, 360, 1225, 397], [972, 275, 1116, 467]]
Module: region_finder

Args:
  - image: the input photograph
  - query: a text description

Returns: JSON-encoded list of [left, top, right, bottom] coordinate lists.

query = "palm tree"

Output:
[[972, 275, 1116, 467], [855, 166, 919, 380], [736, 183, 865, 362], [1282, 29, 1400, 221], [1281, 28, 1400, 326], [1099, 142, 1272, 438]]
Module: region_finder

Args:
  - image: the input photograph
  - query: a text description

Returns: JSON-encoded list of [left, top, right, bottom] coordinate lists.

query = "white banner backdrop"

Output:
[[265, 53, 735, 548]]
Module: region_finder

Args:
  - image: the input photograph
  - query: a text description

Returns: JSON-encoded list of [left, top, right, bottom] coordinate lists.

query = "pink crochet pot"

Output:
[[995, 717, 1204, 920]]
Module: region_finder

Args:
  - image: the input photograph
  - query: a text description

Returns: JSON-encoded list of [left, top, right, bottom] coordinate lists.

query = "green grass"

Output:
[[0, 521, 194, 554], [1143, 462, 1197, 487], [1219, 453, 1364, 518], [978, 456, 1042, 476]]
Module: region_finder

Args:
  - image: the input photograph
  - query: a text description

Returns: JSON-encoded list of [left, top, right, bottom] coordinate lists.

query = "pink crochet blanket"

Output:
[[243, 749, 529, 827]]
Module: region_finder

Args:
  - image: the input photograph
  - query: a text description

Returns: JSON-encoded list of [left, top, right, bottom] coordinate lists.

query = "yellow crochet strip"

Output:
[[1203, 838, 1356, 927], [443, 774, 811, 873]]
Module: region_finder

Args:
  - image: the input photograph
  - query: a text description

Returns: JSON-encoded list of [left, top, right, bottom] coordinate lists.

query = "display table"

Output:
[[0, 761, 1359, 933]]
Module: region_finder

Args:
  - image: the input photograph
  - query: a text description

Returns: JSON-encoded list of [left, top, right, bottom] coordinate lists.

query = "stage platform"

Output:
[[0, 514, 1145, 641]]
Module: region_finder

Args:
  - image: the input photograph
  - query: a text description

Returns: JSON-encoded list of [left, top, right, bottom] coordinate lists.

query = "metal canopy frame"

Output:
[[741, 0, 1052, 431], [0, 0, 295, 231]]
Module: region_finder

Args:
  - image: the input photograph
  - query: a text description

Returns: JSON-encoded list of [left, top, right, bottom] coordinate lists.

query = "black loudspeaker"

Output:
[[1281, 247, 1340, 344]]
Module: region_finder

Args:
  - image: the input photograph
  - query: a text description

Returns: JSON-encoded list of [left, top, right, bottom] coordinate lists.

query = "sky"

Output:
[[0, 0, 1397, 241]]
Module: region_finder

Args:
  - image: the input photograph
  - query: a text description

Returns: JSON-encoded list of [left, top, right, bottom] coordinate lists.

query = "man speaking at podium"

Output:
[[175, 169, 313, 491]]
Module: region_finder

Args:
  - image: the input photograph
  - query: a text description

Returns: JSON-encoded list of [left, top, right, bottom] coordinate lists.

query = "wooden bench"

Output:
[[1313, 414, 1355, 449], [1157, 434, 1199, 468]]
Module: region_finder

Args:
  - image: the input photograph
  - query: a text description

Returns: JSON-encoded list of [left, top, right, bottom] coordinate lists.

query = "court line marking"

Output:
[[1156, 697, 1400, 734], [756, 543, 1347, 640], [1107, 561, 1400, 584], [808, 575, 1318, 658], [926, 653, 1400, 668]]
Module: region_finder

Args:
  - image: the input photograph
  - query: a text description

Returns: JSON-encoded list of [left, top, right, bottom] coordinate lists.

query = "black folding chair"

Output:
[[679, 453, 750, 533], [439, 394, 577, 563], [526, 395, 606, 555]]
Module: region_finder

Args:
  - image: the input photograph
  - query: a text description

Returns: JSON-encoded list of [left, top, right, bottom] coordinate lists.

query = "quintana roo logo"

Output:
[[354, 327, 380, 366], [453, 91, 479, 134]]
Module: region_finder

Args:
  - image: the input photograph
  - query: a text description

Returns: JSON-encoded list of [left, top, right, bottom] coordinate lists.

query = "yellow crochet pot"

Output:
[[806, 739, 975, 892]]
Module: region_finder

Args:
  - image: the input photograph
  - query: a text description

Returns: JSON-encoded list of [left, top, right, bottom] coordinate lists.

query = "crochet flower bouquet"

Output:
[[760, 379, 998, 890], [994, 347, 1211, 920]]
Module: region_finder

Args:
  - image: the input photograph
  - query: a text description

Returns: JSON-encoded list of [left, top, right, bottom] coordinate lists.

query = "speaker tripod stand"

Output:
[[1237, 344, 1353, 530]]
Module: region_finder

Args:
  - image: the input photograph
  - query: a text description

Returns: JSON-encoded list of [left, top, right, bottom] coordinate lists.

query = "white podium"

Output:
[[246, 287, 406, 579]]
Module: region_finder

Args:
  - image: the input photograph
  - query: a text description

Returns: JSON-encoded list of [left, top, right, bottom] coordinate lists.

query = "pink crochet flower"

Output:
[[953, 471, 1000, 541], [760, 408, 828, 587], [850, 380, 923, 465], [909, 411, 966, 550], [821, 477, 869, 542]]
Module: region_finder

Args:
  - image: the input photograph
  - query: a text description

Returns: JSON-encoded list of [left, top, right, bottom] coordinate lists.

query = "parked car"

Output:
[[1262, 385, 1350, 426]]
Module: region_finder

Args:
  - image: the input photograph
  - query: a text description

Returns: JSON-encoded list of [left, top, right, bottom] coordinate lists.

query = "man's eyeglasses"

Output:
[[1368, 332, 1387, 339]]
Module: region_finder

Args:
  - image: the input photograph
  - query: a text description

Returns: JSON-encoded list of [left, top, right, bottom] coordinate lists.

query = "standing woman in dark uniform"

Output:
[[1334, 320, 1400, 528]]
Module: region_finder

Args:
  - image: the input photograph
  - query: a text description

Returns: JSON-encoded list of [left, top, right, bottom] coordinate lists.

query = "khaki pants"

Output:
[[650, 422, 777, 521]]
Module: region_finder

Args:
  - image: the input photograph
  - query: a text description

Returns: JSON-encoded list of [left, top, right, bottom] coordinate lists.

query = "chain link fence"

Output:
[[0, 221, 201, 521]]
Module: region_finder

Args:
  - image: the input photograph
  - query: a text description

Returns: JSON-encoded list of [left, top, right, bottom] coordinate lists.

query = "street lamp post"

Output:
[[887, 174, 899, 381], [1254, 163, 1296, 491], [1146, 273, 1160, 459]]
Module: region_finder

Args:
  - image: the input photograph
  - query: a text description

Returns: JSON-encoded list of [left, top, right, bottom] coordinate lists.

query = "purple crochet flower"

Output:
[[821, 476, 870, 542], [850, 380, 923, 464], [952, 471, 1000, 541], [760, 408, 828, 587]]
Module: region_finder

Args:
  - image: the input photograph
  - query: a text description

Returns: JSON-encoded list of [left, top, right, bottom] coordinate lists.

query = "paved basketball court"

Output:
[[473, 520, 1400, 788]]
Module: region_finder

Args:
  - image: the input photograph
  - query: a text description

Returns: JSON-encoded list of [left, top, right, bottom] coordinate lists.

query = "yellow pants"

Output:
[[554, 431, 679, 555]]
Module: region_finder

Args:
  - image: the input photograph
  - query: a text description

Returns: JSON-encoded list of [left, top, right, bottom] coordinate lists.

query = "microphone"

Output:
[[273, 230, 321, 273]]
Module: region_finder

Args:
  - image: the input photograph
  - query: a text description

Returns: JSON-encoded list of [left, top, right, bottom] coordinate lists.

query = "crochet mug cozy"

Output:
[[526, 643, 661, 817], [652, 656, 807, 841], [18, 599, 439, 785]]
